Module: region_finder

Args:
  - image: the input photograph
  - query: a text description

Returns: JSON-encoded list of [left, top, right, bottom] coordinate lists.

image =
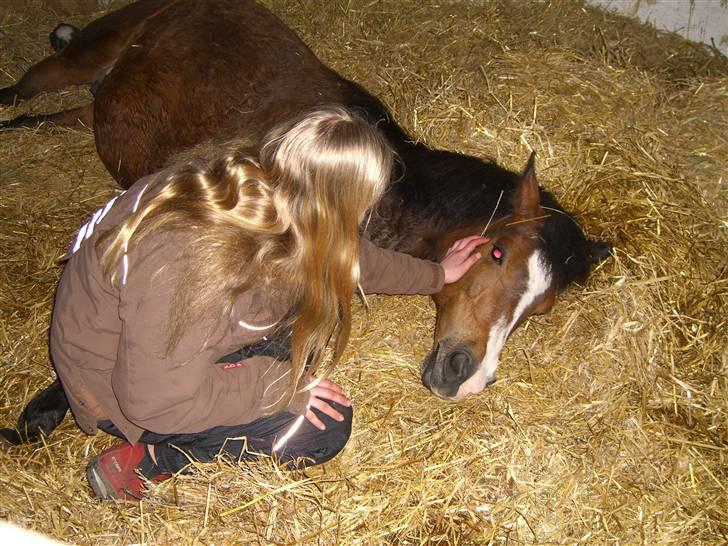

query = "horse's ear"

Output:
[[511, 152, 543, 224]]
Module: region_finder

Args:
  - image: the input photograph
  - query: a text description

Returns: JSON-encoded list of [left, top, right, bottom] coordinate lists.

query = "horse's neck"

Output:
[[366, 138, 518, 257]]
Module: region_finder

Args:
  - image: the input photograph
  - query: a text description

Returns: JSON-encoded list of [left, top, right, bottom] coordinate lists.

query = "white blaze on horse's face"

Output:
[[453, 249, 552, 399]]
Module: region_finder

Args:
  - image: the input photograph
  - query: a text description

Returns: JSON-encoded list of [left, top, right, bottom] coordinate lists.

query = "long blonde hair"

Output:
[[98, 106, 393, 407]]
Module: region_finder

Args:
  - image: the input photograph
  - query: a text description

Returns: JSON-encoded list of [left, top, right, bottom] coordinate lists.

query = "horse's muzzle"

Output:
[[421, 340, 476, 399]]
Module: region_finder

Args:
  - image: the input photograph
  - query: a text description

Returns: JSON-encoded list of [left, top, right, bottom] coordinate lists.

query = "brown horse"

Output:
[[0, 0, 610, 442]]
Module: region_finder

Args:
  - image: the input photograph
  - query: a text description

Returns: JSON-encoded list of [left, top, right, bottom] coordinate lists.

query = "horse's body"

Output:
[[0, 0, 610, 443]]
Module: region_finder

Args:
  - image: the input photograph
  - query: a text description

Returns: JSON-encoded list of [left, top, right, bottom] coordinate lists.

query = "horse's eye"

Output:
[[491, 245, 504, 264]]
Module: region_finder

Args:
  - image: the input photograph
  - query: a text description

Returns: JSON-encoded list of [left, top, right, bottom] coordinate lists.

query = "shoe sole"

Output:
[[86, 462, 114, 500], [86, 461, 140, 501]]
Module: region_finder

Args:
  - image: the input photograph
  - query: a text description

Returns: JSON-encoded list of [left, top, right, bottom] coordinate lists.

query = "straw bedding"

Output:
[[1, 0, 725, 543]]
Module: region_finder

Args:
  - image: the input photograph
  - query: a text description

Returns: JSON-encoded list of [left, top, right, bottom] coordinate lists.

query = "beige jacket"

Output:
[[50, 170, 444, 444]]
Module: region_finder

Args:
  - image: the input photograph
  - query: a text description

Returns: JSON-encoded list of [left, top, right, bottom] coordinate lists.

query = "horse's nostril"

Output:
[[445, 350, 472, 381]]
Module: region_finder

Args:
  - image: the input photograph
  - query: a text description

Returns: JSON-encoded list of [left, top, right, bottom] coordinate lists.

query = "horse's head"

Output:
[[421, 155, 611, 399]]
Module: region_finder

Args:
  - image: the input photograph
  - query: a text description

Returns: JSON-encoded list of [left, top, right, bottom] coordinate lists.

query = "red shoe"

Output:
[[86, 442, 170, 500]]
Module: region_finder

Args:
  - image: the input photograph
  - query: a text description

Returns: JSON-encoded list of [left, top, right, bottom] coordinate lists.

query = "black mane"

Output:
[[341, 77, 605, 293], [398, 146, 599, 291]]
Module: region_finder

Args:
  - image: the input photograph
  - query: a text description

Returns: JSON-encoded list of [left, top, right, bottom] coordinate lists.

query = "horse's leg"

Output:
[[0, 55, 104, 106], [0, 379, 69, 446], [0, 104, 93, 131], [0, 0, 177, 106]]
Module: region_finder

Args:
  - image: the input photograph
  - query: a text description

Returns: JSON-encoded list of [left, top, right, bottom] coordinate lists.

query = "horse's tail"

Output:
[[0, 380, 69, 445]]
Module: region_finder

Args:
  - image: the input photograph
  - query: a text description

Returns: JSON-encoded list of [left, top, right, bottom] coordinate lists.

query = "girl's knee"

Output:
[[287, 402, 353, 467], [330, 402, 353, 448], [319, 402, 353, 459]]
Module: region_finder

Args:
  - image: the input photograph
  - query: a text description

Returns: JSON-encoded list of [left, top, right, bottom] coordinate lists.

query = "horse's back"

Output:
[[94, 0, 350, 187]]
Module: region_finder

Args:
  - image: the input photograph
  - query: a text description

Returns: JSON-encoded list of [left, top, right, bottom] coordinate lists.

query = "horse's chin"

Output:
[[425, 371, 494, 401], [453, 367, 496, 399]]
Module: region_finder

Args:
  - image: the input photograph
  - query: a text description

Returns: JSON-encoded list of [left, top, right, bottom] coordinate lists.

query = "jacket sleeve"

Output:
[[358, 237, 444, 295], [112, 233, 308, 435]]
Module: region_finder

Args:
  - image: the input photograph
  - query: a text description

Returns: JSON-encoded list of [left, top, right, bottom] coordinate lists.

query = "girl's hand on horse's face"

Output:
[[305, 379, 351, 430], [440, 235, 490, 284]]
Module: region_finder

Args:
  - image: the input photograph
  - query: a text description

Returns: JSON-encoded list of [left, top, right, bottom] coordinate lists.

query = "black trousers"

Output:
[[98, 403, 352, 474]]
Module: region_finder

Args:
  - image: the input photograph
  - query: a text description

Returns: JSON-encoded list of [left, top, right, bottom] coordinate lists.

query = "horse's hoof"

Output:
[[0, 428, 21, 448], [0, 87, 19, 107], [50, 23, 80, 52]]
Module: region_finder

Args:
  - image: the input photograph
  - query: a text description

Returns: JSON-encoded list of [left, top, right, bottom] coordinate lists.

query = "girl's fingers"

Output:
[[310, 385, 351, 407], [304, 379, 351, 430], [448, 235, 489, 256], [310, 379, 350, 406], [309, 396, 345, 422], [459, 235, 488, 246], [305, 408, 326, 430], [441, 236, 489, 284], [462, 236, 489, 254], [466, 252, 483, 269], [305, 395, 348, 430], [316, 378, 344, 394]]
